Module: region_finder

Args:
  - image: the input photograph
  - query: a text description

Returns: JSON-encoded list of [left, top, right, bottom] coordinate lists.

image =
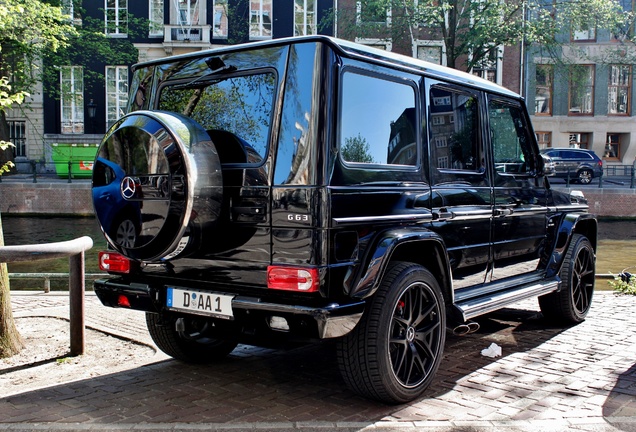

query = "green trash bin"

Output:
[[51, 143, 99, 178]]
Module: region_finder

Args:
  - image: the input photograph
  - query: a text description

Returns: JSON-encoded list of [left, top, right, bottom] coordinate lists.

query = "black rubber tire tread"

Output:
[[146, 313, 238, 363], [337, 261, 446, 404], [539, 234, 595, 324]]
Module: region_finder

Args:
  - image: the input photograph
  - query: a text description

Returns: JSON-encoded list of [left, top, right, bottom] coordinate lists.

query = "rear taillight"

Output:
[[267, 266, 319, 292], [99, 251, 131, 274]]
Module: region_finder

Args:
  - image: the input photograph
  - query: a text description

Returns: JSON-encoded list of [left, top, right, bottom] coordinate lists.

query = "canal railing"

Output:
[[0, 236, 93, 356]]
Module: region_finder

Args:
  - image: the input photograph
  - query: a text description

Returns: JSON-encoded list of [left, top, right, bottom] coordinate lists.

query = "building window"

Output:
[[178, 0, 200, 25], [357, 0, 390, 25], [604, 133, 622, 160], [608, 65, 631, 116], [415, 41, 445, 65], [572, 26, 596, 42], [294, 0, 317, 36], [535, 64, 553, 115], [105, 0, 128, 36], [569, 65, 594, 115], [250, 0, 272, 39], [536, 131, 552, 149], [472, 48, 500, 84], [213, 0, 228, 38], [62, 0, 82, 25], [106, 66, 129, 129], [60, 66, 84, 134], [569, 132, 591, 149], [7, 121, 26, 157], [149, 0, 164, 37], [355, 38, 392, 51]]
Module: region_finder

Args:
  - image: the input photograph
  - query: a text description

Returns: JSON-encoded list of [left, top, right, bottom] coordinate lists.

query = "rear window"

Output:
[[157, 71, 277, 165]]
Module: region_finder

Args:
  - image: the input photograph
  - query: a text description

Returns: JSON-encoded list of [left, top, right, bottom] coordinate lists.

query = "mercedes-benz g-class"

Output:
[[92, 36, 597, 404]]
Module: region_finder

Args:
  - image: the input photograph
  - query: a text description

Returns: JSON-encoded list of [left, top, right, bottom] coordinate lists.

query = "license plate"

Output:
[[166, 287, 234, 320]]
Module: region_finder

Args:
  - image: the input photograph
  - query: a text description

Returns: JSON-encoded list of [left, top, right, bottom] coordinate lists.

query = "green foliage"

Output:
[[342, 134, 375, 163], [608, 271, 636, 295]]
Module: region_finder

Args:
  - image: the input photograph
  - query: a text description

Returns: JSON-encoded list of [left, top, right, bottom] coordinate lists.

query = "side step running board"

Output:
[[454, 279, 560, 322]]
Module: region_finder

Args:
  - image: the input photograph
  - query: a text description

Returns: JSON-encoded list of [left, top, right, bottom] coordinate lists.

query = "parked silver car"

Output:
[[540, 148, 603, 184]]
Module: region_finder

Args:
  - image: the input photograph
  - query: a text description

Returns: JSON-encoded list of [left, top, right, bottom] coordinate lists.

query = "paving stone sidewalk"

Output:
[[2, 291, 636, 432]]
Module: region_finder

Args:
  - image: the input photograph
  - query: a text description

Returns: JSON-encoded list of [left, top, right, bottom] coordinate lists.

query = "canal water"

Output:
[[1, 216, 635, 290]]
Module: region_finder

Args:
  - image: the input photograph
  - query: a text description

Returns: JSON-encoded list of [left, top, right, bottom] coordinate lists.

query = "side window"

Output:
[[429, 85, 485, 185], [340, 71, 417, 166], [489, 98, 535, 176]]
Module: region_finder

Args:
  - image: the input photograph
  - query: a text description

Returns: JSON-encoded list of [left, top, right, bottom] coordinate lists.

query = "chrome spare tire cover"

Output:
[[91, 110, 222, 261]]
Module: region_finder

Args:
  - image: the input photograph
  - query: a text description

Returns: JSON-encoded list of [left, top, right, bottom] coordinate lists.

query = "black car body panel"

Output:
[[92, 36, 598, 403]]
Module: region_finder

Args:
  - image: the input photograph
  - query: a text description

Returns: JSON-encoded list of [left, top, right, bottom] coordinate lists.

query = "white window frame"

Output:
[[294, 0, 317, 36], [471, 45, 503, 85], [354, 38, 392, 52], [105, 0, 128, 37], [173, 0, 204, 26], [60, 66, 84, 134], [414, 40, 446, 66], [250, 0, 272, 40], [149, 0, 164, 37], [106, 66, 129, 129]]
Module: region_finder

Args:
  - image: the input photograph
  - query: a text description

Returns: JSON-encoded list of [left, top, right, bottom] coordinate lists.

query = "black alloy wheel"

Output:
[[338, 262, 446, 404]]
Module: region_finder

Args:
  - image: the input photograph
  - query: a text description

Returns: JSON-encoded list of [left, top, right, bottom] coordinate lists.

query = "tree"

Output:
[[342, 133, 376, 163], [324, 0, 632, 74], [0, 0, 75, 358]]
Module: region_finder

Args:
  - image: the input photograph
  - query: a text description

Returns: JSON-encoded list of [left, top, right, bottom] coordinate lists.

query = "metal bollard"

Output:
[[68, 160, 72, 183], [31, 160, 37, 183]]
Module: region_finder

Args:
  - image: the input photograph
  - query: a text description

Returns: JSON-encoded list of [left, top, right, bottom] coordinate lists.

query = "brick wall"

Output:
[[0, 182, 93, 216]]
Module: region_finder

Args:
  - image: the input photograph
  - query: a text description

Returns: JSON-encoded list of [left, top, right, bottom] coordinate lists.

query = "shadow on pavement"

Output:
[[0, 305, 573, 425]]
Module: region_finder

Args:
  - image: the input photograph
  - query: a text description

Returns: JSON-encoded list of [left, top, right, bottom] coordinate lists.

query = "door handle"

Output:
[[494, 207, 514, 217], [432, 208, 454, 221]]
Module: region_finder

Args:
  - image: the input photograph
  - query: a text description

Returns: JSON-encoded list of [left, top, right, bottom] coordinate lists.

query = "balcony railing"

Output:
[[164, 25, 211, 44]]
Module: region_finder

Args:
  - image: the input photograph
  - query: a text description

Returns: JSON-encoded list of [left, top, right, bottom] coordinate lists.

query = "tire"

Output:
[[337, 262, 446, 404], [146, 313, 238, 363], [577, 169, 593, 184], [539, 234, 595, 324]]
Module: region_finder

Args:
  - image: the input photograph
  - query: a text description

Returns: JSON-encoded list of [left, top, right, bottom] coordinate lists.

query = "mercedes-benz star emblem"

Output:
[[121, 176, 137, 200]]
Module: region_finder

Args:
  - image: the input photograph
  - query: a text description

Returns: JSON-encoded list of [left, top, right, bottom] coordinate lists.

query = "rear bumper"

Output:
[[94, 278, 365, 339]]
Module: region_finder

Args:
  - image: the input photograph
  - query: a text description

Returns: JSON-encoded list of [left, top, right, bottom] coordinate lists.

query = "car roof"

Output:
[[133, 35, 521, 100]]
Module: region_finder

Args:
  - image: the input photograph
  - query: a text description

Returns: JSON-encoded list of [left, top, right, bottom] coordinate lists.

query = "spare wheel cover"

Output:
[[92, 110, 222, 261]]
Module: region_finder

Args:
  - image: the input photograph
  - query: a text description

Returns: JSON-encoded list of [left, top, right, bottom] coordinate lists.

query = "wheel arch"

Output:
[[546, 212, 597, 278], [348, 228, 452, 304]]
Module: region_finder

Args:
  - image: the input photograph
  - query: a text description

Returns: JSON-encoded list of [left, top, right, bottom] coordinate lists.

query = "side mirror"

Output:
[[541, 154, 556, 176]]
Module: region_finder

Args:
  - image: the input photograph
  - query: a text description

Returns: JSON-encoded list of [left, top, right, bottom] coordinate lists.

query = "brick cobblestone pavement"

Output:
[[1, 291, 636, 432]]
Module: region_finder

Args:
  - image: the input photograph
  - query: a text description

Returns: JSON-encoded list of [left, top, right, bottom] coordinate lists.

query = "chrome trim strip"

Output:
[[332, 213, 433, 226]]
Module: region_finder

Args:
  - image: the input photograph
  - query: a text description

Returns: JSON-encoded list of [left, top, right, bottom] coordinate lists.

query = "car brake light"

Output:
[[99, 251, 131, 274], [267, 266, 319, 292]]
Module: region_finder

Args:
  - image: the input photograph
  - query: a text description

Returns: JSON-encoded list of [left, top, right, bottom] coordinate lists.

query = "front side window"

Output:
[[490, 99, 535, 176], [158, 72, 277, 164], [608, 65, 631, 115], [340, 71, 417, 166], [105, 0, 128, 36], [60, 66, 84, 134], [294, 0, 317, 36], [429, 86, 481, 180], [250, 0, 272, 39], [535, 64, 553, 115], [106, 66, 129, 129], [149, 0, 164, 37], [569, 65, 594, 115]]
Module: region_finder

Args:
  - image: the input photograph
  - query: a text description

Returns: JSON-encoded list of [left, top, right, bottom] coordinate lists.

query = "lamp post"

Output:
[[87, 99, 97, 134]]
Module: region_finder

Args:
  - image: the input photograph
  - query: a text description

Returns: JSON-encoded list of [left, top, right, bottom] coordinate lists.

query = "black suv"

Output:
[[540, 148, 603, 184], [92, 36, 597, 404]]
